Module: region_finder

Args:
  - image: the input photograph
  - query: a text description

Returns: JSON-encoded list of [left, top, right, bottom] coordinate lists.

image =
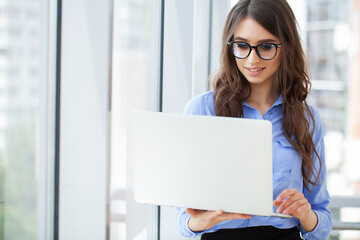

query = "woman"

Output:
[[176, 0, 332, 239]]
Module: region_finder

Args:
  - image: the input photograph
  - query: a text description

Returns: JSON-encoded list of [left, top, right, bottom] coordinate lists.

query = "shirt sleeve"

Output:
[[299, 107, 332, 240], [183, 94, 205, 116], [175, 95, 206, 238], [176, 207, 205, 238]]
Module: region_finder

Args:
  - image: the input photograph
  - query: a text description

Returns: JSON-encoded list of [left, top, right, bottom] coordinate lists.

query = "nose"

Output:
[[247, 47, 261, 63]]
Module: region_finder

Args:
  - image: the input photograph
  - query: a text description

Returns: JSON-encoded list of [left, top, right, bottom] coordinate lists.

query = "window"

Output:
[[109, 1, 360, 239], [110, 0, 162, 239], [0, 0, 56, 239], [298, 0, 360, 239]]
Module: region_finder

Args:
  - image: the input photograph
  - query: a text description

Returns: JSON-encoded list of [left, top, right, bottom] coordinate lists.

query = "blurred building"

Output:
[[0, 1, 40, 239], [0, 0, 40, 149], [306, 0, 349, 133]]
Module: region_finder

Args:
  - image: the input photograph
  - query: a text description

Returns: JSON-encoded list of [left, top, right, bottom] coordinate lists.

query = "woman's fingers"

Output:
[[275, 189, 303, 213], [186, 208, 206, 216], [274, 188, 313, 219], [187, 209, 251, 232], [214, 212, 251, 223], [282, 198, 308, 215], [273, 198, 283, 207], [219, 212, 252, 221], [186, 208, 251, 221], [206, 210, 226, 221], [297, 202, 311, 213], [275, 188, 298, 202]]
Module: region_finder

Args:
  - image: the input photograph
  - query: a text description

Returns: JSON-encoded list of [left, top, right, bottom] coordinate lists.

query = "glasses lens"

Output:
[[232, 42, 250, 59], [257, 43, 277, 60]]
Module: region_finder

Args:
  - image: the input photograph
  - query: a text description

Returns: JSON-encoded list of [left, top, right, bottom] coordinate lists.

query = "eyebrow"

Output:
[[233, 36, 278, 43]]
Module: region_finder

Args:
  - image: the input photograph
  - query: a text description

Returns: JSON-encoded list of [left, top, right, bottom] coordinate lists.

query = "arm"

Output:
[[274, 108, 332, 239], [274, 188, 319, 231], [299, 118, 332, 239]]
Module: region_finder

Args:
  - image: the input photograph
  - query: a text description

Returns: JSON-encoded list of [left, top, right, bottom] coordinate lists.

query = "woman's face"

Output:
[[232, 17, 282, 86]]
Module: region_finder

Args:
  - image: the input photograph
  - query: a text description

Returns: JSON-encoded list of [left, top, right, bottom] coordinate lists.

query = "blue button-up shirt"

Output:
[[176, 90, 332, 240]]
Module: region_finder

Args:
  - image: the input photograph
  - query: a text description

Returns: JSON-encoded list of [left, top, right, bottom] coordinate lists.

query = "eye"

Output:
[[259, 43, 274, 51], [236, 42, 249, 50]]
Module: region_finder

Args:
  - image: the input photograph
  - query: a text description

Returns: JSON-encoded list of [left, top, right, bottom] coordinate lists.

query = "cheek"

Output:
[[274, 53, 282, 70], [270, 57, 282, 73], [235, 59, 243, 71]]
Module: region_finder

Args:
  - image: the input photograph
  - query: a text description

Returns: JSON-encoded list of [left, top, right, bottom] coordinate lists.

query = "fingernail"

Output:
[[283, 210, 288, 215]]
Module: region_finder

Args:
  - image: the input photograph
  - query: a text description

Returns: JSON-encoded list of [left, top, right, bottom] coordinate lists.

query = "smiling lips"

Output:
[[245, 67, 265, 75]]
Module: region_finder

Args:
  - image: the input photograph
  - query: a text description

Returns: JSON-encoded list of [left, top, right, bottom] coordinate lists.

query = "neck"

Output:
[[246, 81, 280, 116]]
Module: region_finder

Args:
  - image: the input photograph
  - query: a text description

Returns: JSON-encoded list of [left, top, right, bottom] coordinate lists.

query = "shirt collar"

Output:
[[243, 94, 283, 108], [273, 94, 283, 107]]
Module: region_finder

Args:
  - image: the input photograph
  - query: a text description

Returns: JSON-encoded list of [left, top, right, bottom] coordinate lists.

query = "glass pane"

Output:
[[0, 0, 54, 239], [305, 0, 360, 239], [307, 0, 349, 22], [110, 0, 161, 239], [307, 91, 347, 132], [307, 30, 336, 81]]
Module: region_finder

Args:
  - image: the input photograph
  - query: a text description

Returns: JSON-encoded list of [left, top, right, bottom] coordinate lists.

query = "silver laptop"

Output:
[[129, 111, 291, 218]]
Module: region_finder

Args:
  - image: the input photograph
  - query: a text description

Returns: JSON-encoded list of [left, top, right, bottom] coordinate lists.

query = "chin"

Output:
[[245, 77, 266, 85]]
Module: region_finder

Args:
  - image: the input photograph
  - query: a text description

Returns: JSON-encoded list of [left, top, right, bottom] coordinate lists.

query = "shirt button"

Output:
[[269, 111, 271, 114]]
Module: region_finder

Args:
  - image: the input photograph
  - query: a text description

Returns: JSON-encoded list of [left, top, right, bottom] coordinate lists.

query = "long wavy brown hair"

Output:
[[213, 0, 321, 192]]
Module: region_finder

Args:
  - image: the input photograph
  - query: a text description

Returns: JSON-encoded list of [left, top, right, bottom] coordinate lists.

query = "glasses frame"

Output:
[[227, 41, 283, 60]]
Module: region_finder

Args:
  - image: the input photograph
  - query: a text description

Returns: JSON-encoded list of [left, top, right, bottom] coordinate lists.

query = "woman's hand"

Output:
[[186, 208, 251, 232], [274, 188, 318, 231]]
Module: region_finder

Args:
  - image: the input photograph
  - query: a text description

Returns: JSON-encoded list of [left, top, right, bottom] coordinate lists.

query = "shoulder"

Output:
[[308, 105, 322, 129], [308, 105, 320, 120], [183, 90, 215, 116]]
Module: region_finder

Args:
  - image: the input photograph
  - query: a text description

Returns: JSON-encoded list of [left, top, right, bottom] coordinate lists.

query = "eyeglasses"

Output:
[[228, 41, 282, 60]]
